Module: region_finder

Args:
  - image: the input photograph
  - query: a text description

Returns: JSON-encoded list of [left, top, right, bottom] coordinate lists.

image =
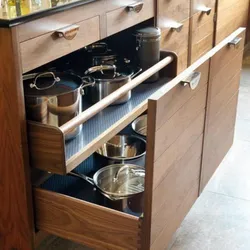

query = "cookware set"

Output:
[[23, 27, 160, 213]]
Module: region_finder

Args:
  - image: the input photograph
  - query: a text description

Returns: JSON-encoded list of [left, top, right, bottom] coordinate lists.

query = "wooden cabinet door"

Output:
[[200, 29, 245, 191], [215, 0, 249, 44], [157, 0, 191, 73], [190, 0, 216, 63]]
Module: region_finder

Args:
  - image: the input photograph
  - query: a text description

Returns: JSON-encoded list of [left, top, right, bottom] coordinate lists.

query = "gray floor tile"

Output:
[[235, 119, 250, 142], [237, 91, 250, 120], [205, 140, 250, 201], [170, 191, 250, 250]]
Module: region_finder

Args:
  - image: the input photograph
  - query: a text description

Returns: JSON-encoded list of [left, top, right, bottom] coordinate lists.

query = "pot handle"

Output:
[[131, 68, 142, 79], [85, 65, 117, 75], [29, 72, 61, 90], [80, 76, 96, 95], [69, 171, 95, 186], [85, 42, 108, 53]]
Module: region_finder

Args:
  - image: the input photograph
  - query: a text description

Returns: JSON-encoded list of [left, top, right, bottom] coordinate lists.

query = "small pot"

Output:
[[23, 71, 94, 140], [69, 164, 145, 213], [131, 114, 147, 137], [84, 65, 142, 105], [95, 135, 146, 167]]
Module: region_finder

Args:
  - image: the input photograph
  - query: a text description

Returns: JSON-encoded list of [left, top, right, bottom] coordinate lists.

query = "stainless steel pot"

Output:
[[84, 65, 142, 105], [131, 114, 147, 137], [23, 72, 94, 140], [95, 135, 146, 167], [69, 164, 145, 213]]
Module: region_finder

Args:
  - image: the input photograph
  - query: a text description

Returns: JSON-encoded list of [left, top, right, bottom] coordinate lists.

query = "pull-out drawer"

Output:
[[20, 16, 100, 73], [190, 0, 216, 63], [106, 0, 154, 37], [200, 29, 245, 191]]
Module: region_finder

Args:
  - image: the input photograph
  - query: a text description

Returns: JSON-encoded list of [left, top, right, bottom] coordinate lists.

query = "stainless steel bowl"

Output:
[[131, 114, 147, 137], [95, 135, 146, 166]]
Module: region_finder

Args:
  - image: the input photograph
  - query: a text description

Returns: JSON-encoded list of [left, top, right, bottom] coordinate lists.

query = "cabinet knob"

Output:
[[127, 2, 144, 13], [170, 22, 183, 32], [55, 24, 80, 40], [228, 37, 242, 49], [199, 6, 212, 15], [181, 72, 201, 90]]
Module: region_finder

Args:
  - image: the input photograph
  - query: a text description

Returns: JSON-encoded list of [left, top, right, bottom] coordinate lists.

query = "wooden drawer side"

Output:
[[34, 188, 141, 250]]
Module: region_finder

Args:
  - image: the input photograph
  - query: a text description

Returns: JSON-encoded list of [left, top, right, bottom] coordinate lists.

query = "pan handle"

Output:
[[85, 65, 117, 75], [80, 76, 96, 94], [69, 171, 95, 186]]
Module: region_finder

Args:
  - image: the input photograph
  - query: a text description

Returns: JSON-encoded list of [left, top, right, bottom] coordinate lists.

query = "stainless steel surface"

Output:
[[131, 114, 147, 137], [181, 71, 201, 90], [23, 72, 90, 140], [127, 1, 144, 13], [84, 65, 116, 75], [228, 37, 242, 49], [199, 6, 212, 15], [96, 135, 146, 166]]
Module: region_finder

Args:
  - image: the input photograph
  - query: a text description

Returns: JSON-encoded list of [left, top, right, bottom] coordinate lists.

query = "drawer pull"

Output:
[[55, 24, 80, 40], [199, 6, 212, 15], [127, 2, 144, 13], [228, 37, 242, 49], [181, 72, 201, 90], [170, 22, 183, 32]]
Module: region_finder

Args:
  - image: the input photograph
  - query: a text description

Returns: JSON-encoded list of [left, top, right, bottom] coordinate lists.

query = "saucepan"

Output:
[[131, 114, 147, 137], [83, 65, 142, 105], [23, 71, 94, 140], [69, 164, 145, 213]]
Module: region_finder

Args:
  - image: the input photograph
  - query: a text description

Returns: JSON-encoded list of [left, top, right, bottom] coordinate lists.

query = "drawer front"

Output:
[[215, 0, 249, 44], [106, 0, 154, 37], [160, 18, 190, 73], [21, 16, 100, 73], [200, 29, 245, 191], [190, 0, 216, 63], [34, 188, 141, 250]]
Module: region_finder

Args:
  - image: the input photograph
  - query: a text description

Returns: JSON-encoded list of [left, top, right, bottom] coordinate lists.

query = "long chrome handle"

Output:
[[228, 37, 242, 49], [55, 24, 80, 40], [181, 72, 201, 90], [170, 22, 184, 32], [199, 6, 212, 15], [127, 2, 144, 13]]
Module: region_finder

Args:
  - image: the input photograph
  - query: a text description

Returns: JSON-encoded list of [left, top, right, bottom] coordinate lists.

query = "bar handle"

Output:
[[127, 2, 144, 13], [170, 22, 184, 32], [181, 72, 201, 90], [228, 37, 242, 49], [199, 6, 212, 15], [55, 24, 80, 40]]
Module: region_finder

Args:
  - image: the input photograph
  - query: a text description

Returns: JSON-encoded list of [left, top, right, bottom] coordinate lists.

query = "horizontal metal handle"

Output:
[[181, 72, 201, 90], [199, 6, 212, 15], [170, 22, 183, 32], [55, 24, 80, 40], [228, 37, 242, 49], [127, 2, 144, 13]]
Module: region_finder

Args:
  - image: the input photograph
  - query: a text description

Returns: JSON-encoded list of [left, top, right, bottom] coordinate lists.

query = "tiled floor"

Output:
[[37, 61, 250, 250]]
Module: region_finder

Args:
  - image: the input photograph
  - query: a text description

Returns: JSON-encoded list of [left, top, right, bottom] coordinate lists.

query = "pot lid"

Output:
[[93, 164, 145, 198], [135, 26, 161, 38], [23, 72, 81, 97]]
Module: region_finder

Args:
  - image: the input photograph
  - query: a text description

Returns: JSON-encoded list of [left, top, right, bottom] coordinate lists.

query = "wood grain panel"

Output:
[[21, 16, 100, 73], [160, 18, 190, 73], [157, 0, 190, 25], [201, 93, 239, 191], [155, 61, 209, 130], [209, 50, 244, 99], [0, 28, 34, 250], [153, 110, 205, 189], [215, 0, 249, 44], [150, 182, 199, 250], [106, 0, 154, 37], [34, 188, 141, 250], [192, 0, 216, 15], [27, 122, 66, 174], [154, 85, 207, 160]]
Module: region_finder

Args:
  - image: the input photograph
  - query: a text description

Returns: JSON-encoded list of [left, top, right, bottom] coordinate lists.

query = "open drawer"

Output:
[[34, 28, 245, 250]]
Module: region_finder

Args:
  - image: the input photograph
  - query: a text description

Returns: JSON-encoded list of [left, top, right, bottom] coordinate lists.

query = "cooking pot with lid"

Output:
[[23, 71, 94, 140]]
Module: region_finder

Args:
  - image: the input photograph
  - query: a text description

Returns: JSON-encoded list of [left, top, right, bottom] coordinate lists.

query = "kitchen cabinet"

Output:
[[0, 0, 248, 249]]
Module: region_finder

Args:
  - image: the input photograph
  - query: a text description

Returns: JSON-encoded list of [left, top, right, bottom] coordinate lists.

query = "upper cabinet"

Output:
[[215, 0, 249, 44], [157, 0, 191, 73], [190, 0, 216, 64]]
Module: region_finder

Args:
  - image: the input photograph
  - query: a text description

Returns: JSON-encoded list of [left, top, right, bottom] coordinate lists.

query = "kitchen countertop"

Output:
[[0, 0, 96, 27]]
